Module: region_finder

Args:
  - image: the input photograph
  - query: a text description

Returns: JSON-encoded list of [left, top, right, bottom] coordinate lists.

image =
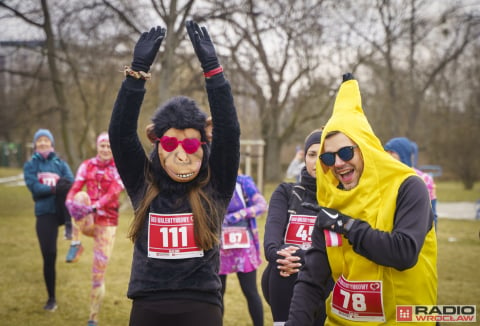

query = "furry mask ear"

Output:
[[146, 123, 157, 143], [205, 116, 213, 143]]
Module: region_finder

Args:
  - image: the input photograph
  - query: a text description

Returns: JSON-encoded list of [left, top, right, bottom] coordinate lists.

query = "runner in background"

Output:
[[219, 171, 266, 326], [384, 137, 438, 230], [23, 128, 74, 312], [262, 129, 332, 326], [285, 147, 305, 182], [65, 132, 124, 326]]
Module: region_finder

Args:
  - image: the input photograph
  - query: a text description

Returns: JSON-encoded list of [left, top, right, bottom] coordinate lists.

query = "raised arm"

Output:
[[186, 20, 240, 200], [109, 27, 166, 206]]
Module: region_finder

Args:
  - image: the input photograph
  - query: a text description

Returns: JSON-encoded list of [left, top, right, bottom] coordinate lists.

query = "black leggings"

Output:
[[129, 299, 222, 326], [36, 213, 59, 300], [261, 263, 326, 325], [261, 263, 296, 323], [220, 270, 264, 326]]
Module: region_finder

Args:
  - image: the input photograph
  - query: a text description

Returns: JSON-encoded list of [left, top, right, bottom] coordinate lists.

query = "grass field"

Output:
[[0, 167, 479, 325]]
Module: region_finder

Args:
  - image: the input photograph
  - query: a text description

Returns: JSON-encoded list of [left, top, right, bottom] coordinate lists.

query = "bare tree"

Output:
[[0, 0, 79, 162], [329, 0, 479, 142], [429, 42, 480, 189], [101, 0, 200, 103], [0, 0, 133, 165], [198, 0, 333, 181], [1, 0, 478, 187]]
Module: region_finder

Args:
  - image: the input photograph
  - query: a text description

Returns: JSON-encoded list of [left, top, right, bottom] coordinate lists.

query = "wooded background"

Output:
[[0, 0, 479, 188]]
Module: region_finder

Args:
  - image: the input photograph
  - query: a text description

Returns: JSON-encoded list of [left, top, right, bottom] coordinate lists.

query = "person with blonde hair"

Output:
[[65, 131, 124, 326]]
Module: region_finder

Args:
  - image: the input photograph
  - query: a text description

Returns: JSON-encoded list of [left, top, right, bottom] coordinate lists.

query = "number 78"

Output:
[[340, 289, 367, 311]]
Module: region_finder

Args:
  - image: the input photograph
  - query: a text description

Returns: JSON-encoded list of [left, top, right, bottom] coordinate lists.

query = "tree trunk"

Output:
[[41, 0, 75, 163]]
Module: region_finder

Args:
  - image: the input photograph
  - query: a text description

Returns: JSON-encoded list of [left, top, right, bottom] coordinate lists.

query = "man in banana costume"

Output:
[[286, 74, 437, 326]]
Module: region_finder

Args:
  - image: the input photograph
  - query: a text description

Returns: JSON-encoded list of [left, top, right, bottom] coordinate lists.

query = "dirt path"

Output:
[[437, 201, 479, 220]]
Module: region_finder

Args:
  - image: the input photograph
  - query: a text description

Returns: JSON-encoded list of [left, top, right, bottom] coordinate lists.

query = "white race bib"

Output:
[[331, 275, 385, 322], [148, 213, 204, 259], [284, 214, 316, 250], [222, 226, 250, 249]]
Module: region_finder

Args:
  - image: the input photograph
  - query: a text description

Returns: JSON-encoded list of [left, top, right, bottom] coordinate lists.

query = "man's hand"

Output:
[[131, 26, 166, 72], [302, 202, 355, 235], [185, 20, 220, 73]]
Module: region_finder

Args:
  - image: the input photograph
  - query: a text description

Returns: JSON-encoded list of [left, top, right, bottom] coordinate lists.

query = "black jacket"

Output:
[[109, 75, 240, 308], [286, 176, 434, 325], [264, 168, 317, 265]]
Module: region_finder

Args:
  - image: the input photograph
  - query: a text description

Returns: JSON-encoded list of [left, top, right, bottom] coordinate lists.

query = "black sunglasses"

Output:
[[319, 145, 358, 166]]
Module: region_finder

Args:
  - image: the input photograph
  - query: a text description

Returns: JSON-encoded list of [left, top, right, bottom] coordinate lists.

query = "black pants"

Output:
[[36, 213, 59, 300], [129, 299, 223, 326], [220, 270, 264, 326], [262, 263, 327, 325]]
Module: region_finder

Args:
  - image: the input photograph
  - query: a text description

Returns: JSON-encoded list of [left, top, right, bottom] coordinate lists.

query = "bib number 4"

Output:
[[284, 214, 316, 250]]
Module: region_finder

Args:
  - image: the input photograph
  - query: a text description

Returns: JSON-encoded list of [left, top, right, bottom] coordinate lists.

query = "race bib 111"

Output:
[[148, 213, 204, 259]]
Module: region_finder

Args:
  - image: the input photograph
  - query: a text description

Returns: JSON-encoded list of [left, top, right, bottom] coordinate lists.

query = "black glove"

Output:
[[131, 26, 166, 72], [342, 72, 355, 82], [302, 202, 355, 235], [186, 20, 220, 73], [56, 177, 73, 194]]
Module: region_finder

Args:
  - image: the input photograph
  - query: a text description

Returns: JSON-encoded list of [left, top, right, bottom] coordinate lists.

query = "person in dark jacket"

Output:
[[262, 129, 332, 325], [108, 21, 240, 326], [23, 128, 74, 312]]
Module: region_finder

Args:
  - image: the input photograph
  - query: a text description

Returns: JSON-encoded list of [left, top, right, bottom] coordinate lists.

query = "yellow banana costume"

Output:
[[316, 77, 437, 325]]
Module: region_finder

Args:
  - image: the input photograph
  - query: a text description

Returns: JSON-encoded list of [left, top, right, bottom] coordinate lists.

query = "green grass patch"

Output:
[[436, 181, 480, 202]]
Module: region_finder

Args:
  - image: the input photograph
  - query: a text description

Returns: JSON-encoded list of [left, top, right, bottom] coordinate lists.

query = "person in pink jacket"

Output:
[[65, 132, 124, 326]]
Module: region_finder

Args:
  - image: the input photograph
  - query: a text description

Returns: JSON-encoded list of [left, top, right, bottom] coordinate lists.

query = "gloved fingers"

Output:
[[186, 20, 199, 44], [137, 31, 148, 42], [201, 26, 211, 42], [154, 27, 166, 44], [192, 21, 203, 38]]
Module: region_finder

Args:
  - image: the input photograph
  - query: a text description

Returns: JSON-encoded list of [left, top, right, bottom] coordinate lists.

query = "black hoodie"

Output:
[[109, 74, 240, 308]]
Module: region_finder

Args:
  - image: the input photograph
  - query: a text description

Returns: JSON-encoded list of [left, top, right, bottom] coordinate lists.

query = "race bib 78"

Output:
[[331, 275, 385, 322]]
